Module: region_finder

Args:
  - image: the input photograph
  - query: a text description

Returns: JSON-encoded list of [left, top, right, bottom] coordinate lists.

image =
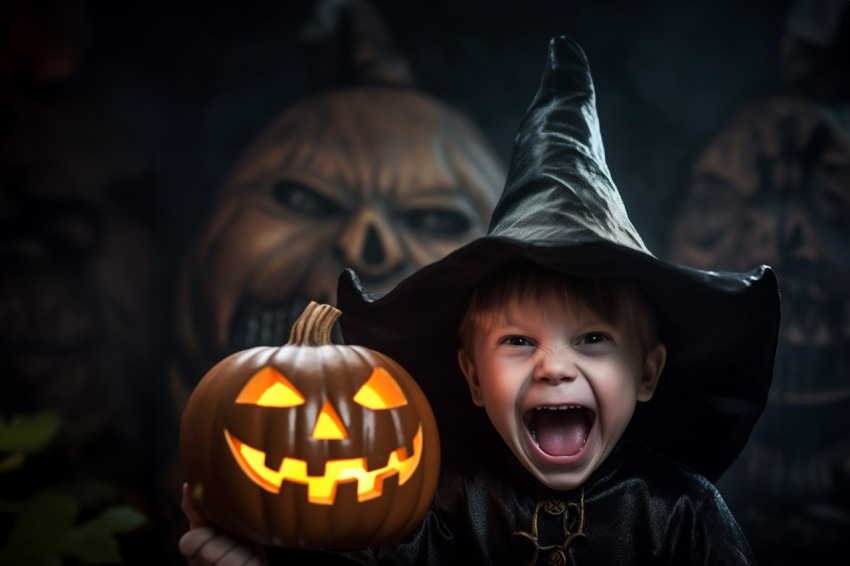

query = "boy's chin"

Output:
[[530, 468, 593, 492], [517, 452, 597, 491]]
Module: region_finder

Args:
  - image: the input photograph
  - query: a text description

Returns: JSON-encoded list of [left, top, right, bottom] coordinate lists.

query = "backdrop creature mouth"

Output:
[[771, 264, 850, 404], [228, 295, 312, 351]]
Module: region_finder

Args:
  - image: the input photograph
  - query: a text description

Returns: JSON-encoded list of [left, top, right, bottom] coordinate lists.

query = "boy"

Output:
[[456, 268, 667, 494], [180, 35, 779, 565]]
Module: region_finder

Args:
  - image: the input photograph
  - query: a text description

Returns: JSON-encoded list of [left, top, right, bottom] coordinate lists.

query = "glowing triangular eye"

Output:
[[236, 367, 305, 407], [353, 367, 408, 410]]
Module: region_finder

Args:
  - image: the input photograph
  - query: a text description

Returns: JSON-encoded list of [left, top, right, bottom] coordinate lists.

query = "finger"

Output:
[[182, 483, 209, 529], [198, 533, 239, 565], [178, 526, 217, 559], [217, 544, 256, 566]]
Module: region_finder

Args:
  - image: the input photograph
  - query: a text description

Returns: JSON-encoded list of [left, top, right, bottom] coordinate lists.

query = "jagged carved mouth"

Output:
[[224, 426, 423, 504], [524, 406, 594, 457]]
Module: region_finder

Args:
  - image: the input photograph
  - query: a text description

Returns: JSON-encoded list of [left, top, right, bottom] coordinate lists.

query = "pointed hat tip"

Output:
[[489, 35, 648, 254]]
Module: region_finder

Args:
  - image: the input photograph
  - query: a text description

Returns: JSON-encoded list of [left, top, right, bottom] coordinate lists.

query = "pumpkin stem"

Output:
[[288, 301, 342, 346]]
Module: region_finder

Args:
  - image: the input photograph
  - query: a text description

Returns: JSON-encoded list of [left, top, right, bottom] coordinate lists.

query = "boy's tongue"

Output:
[[534, 409, 589, 456]]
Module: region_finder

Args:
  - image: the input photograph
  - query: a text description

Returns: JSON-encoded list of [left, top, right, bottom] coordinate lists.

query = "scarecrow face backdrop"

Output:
[[173, 86, 503, 406], [671, 96, 850, 559]]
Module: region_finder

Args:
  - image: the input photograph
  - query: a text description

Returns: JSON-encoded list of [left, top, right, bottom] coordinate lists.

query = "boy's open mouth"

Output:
[[525, 405, 594, 457]]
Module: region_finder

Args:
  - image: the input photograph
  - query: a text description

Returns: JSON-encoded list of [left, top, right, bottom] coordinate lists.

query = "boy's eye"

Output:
[[579, 332, 611, 345], [500, 335, 533, 347]]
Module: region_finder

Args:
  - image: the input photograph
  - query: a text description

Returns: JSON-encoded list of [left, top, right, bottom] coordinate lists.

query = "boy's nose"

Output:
[[533, 349, 577, 384]]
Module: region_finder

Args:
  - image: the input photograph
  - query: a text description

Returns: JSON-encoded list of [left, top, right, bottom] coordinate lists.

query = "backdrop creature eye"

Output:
[[402, 207, 472, 236], [272, 181, 342, 218], [172, 89, 504, 424]]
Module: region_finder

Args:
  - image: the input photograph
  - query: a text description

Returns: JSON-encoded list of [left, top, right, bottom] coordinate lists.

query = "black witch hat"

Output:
[[337, 35, 780, 483]]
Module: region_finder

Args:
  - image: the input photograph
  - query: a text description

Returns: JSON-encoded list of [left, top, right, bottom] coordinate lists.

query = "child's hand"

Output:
[[179, 483, 269, 566]]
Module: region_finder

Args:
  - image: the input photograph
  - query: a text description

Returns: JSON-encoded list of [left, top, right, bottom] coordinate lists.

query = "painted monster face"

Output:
[[671, 96, 850, 558], [672, 97, 850, 401], [173, 86, 503, 411]]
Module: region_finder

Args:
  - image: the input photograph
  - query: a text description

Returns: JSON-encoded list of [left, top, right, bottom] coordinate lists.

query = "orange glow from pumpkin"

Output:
[[312, 400, 348, 440], [224, 426, 424, 504], [353, 367, 408, 410], [236, 367, 305, 407]]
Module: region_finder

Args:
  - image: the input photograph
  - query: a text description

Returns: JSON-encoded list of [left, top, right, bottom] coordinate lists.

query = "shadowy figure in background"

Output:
[[0, 0, 152, 563], [670, 1, 850, 563]]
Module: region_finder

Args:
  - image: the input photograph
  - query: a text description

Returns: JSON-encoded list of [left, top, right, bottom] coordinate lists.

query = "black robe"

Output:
[[270, 429, 755, 565]]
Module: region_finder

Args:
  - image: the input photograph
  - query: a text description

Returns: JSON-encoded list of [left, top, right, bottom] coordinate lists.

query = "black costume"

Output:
[[271, 35, 779, 565], [378, 428, 755, 565], [271, 426, 755, 565]]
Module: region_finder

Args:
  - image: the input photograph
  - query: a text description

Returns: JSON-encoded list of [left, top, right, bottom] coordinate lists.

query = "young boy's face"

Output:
[[458, 291, 666, 491]]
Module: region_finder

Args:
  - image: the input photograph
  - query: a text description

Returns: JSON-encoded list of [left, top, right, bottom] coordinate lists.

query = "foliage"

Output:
[[0, 412, 146, 565]]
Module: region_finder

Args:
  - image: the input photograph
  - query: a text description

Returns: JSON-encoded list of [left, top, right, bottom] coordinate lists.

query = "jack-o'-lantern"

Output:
[[180, 302, 440, 548], [671, 96, 850, 563], [171, 85, 504, 414]]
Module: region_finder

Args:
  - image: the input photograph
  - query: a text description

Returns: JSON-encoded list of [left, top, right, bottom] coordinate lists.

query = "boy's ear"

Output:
[[637, 342, 666, 402], [458, 349, 485, 407]]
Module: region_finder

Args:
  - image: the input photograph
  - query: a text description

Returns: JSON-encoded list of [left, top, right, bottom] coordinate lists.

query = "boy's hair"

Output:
[[458, 264, 661, 362]]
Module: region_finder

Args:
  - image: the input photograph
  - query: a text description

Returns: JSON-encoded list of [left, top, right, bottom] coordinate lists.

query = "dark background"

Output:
[[7, 0, 847, 564], [86, 0, 786, 260]]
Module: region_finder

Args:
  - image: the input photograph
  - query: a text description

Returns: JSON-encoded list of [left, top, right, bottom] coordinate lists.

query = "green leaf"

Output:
[[60, 506, 146, 564], [0, 412, 62, 453], [0, 489, 146, 565], [0, 491, 77, 565]]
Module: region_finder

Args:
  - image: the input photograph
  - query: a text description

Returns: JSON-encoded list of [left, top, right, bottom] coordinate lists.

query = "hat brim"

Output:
[[338, 236, 779, 483]]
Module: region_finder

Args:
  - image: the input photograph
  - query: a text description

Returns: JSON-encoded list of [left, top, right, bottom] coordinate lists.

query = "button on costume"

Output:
[[270, 35, 781, 565]]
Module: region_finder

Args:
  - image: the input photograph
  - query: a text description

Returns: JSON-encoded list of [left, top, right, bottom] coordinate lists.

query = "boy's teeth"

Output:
[[535, 405, 581, 410]]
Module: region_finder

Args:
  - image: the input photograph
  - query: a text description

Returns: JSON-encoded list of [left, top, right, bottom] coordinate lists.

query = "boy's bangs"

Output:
[[459, 264, 658, 357]]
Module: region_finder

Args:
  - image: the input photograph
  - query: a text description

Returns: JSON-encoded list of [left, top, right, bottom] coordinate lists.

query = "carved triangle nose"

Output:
[[312, 400, 348, 439]]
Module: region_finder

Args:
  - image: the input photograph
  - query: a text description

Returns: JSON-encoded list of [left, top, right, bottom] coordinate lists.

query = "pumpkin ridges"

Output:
[[346, 344, 438, 545], [371, 349, 442, 543], [181, 304, 439, 548], [381, 359, 429, 544], [346, 346, 387, 543]]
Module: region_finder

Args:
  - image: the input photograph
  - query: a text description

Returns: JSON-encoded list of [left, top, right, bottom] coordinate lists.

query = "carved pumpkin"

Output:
[[180, 302, 440, 549], [171, 86, 504, 416]]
